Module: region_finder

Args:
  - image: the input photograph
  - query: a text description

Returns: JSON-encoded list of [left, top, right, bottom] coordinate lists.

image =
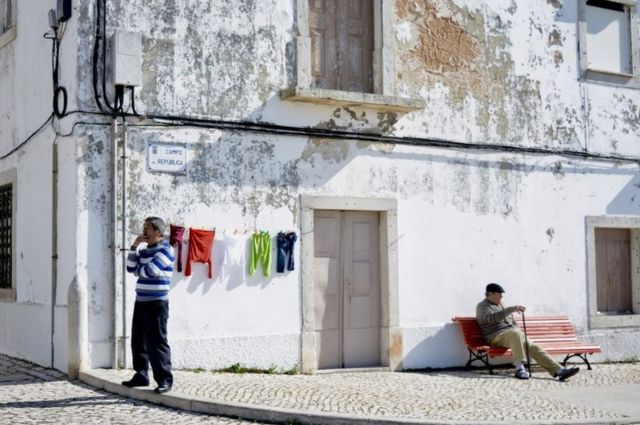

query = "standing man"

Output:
[[476, 283, 580, 381], [122, 216, 175, 393]]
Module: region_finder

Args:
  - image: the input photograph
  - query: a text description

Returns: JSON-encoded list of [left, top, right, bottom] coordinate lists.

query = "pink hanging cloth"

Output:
[[185, 228, 215, 278], [169, 224, 186, 273]]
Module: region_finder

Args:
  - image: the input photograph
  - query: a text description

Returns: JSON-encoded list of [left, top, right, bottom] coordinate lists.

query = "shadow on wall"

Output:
[[402, 323, 470, 369], [607, 174, 640, 214]]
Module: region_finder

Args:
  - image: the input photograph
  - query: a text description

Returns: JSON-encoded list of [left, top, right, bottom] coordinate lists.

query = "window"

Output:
[[281, 0, 423, 112], [586, 216, 640, 328], [309, 0, 374, 93], [595, 228, 632, 313], [0, 170, 15, 302], [0, 0, 16, 49], [0, 0, 12, 34], [579, 0, 639, 85]]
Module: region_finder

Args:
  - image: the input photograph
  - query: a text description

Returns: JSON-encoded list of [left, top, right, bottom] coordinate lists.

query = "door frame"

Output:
[[300, 195, 401, 373]]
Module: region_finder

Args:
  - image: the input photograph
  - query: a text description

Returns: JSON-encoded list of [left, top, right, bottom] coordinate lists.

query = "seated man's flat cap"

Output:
[[486, 283, 505, 293]]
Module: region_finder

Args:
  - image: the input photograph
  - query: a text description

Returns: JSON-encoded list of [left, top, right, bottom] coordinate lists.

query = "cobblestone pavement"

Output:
[[95, 363, 640, 424], [0, 355, 265, 425]]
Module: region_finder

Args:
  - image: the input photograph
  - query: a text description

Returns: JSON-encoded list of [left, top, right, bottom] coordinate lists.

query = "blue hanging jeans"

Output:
[[276, 231, 297, 273]]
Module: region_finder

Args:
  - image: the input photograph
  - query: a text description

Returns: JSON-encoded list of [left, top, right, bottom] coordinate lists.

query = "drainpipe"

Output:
[[121, 119, 128, 369], [67, 276, 88, 379], [111, 118, 119, 369], [50, 140, 58, 369]]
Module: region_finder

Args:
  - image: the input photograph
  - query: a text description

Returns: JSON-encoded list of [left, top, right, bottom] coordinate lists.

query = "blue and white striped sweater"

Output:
[[126, 239, 175, 301]]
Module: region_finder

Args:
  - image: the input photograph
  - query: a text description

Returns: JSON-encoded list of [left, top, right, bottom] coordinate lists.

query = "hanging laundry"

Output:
[[169, 224, 186, 273], [185, 228, 215, 279], [221, 233, 248, 281], [248, 231, 271, 277], [276, 231, 297, 273]]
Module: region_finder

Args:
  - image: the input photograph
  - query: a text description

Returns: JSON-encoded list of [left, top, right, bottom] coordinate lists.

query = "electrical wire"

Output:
[[0, 114, 54, 160], [142, 114, 640, 164]]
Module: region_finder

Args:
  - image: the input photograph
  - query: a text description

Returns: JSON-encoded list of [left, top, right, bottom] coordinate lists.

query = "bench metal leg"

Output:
[[562, 353, 592, 370], [465, 348, 494, 374]]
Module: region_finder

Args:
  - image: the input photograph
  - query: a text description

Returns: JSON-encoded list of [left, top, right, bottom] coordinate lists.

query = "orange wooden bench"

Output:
[[451, 316, 602, 373]]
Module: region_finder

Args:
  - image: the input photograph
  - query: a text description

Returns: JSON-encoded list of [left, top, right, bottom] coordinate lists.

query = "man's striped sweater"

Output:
[[126, 239, 175, 301]]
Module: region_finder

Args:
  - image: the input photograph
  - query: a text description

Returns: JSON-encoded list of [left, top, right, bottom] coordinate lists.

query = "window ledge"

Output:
[[587, 68, 634, 78], [0, 26, 17, 50], [589, 313, 640, 329], [280, 87, 425, 113], [0, 287, 16, 302]]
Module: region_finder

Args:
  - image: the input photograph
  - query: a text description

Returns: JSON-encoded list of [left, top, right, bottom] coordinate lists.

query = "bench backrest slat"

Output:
[[452, 315, 579, 345]]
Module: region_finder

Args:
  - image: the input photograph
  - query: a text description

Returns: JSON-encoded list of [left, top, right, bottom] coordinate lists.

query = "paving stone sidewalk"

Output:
[[84, 363, 640, 424], [0, 355, 265, 424]]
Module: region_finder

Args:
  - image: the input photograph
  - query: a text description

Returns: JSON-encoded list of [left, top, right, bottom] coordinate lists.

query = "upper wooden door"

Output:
[[308, 0, 374, 93]]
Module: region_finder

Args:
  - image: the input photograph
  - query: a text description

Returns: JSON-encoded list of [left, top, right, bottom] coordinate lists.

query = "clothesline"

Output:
[[167, 224, 297, 280]]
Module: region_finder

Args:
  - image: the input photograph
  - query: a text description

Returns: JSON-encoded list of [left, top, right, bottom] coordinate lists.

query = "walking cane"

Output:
[[521, 312, 532, 375]]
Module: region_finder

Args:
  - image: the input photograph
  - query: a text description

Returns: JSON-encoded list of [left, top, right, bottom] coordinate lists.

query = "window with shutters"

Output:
[[308, 0, 374, 93], [281, 0, 423, 112], [586, 216, 640, 328], [578, 0, 640, 86], [0, 169, 15, 302], [0, 0, 16, 49]]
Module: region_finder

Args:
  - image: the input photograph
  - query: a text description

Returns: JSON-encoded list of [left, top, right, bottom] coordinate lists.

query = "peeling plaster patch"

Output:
[[141, 38, 176, 111], [396, 0, 544, 143], [452, 160, 471, 211], [553, 51, 563, 67], [552, 161, 565, 178], [125, 130, 302, 229], [78, 134, 105, 181], [301, 138, 350, 165], [616, 94, 640, 134], [396, 1, 478, 76], [473, 163, 492, 214], [548, 28, 563, 47], [377, 112, 399, 133], [546, 227, 555, 242]]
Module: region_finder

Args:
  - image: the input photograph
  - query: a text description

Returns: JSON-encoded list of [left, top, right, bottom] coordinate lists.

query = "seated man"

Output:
[[476, 283, 580, 381]]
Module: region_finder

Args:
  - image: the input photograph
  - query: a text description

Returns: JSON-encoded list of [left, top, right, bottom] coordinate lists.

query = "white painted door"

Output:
[[314, 210, 380, 369]]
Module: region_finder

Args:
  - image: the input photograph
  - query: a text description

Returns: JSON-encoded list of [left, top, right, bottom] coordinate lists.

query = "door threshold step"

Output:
[[313, 366, 390, 374]]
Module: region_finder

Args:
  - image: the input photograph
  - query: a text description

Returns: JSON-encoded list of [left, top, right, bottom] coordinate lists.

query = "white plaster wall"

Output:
[[0, 0, 62, 366], [3, 0, 638, 372], [73, 0, 640, 370]]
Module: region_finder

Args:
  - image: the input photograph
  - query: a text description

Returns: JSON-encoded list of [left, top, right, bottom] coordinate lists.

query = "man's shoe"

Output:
[[515, 368, 530, 380], [555, 367, 580, 382], [121, 375, 149, 388], [154, 383, 172, 394]]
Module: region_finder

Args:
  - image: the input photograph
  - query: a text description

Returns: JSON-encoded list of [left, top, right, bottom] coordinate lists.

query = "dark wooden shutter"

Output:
[[309, 0, 373, 93], [595, 228, 632, 313]]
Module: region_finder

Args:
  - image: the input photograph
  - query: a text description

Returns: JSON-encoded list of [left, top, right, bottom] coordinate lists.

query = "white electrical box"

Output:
[[111, 31, 142, 87]]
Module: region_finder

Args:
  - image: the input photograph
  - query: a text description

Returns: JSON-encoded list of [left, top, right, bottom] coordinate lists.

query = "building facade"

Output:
[[0, 0, 639, 374]]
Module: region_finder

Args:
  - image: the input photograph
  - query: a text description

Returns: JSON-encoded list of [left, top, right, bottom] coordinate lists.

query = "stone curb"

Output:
[[79, 369, 640, 425]]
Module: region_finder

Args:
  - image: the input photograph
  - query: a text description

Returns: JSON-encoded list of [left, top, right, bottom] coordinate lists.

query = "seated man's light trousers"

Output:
[[490, 327, 561, 375]]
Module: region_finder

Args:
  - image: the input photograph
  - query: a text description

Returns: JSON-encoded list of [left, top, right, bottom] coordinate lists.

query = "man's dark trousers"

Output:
[[131, 300, 173, 386]]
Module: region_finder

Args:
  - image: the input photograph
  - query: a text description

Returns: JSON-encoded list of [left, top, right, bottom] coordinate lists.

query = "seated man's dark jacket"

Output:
[[475, 298, 519, 341]]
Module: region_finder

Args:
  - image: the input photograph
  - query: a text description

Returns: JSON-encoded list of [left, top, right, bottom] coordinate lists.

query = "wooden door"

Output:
[[595, 228, 632, 313], [313, 210, 380, 369], [308, 0, 373, 92]]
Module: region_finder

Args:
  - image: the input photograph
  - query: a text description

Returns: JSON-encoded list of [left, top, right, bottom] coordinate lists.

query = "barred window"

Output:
[[0, 183, 12, 289], [0, 0, 12, 35]]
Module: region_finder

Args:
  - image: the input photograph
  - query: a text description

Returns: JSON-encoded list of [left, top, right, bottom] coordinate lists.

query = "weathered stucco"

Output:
[[1, 0, 640, 372]]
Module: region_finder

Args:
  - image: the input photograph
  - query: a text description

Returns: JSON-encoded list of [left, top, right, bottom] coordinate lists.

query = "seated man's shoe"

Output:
[[121, 374, 149, 388], [154, 383, 172, 394], [514, 368, 530, 380], [555, 367, 580, 382]]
